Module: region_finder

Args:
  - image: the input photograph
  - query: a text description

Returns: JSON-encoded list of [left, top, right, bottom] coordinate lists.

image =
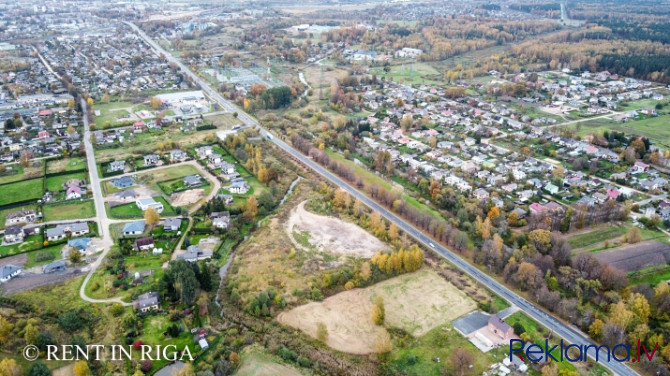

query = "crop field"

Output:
[[594, 240, 670, 272]]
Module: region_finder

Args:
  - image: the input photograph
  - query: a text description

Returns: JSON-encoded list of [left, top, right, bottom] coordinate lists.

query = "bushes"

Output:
[[34, 251, 55, 263], [278, 346, 298, 362], [57, 312, 84, 332]]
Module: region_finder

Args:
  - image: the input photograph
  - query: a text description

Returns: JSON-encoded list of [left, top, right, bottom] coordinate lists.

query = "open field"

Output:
[[0, 179, 44, 206], [234, 346, 304, 376], [24, 245, 64, 268], [94, 128, 215, 161], [593, 240, 670, 272], [46, 158, 87, 174], [369, 62, 444, 85], [570, 115, 670, 148], [277, 269, 476, 354], [43, 200, 96, 221], [205, 113, 242, 128], [567, 225, 628, 249], [93, 100, 152, 128], [285, 200, 387, 258], [170, 188, 205, 206]]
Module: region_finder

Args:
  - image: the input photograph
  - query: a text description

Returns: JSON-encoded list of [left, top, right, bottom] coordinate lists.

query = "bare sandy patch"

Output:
[[277, 269, 476, 354], [170, 188, 205, 207], [285, 201, 387, 258]]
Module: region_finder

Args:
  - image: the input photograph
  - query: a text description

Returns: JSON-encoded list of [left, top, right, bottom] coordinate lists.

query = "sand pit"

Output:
[[277, 269, 476, 354], [285, 201, 387, 258], [170, 189, 205, 207]]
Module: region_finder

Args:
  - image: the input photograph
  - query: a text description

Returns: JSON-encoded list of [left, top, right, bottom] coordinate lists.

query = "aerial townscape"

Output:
[[0, 0, 670, 375]]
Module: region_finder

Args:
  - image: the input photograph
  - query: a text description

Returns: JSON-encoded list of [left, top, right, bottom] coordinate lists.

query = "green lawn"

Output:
[[571, 114, 670, 148], [93, 100, 153, 128], [204, 113, 241, 128], [46, 158, 87, 174], [109, 197, 175, 218], [629, 264, 670, 287], [0, 179, 44, 205], [45, 172, 87, 192], [24, 245, 64, 268], [42, 200, 96, 221], [0, 234, 43, 257]]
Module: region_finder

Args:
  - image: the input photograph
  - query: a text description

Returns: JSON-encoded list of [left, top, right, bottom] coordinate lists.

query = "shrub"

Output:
[[513, 322, 526, 335], [140, 360, 153, 373], [133, 340, 144, 350]]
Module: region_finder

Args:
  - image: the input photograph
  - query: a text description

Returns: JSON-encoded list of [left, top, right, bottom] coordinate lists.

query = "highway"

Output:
[[127, 21, 636, 376]]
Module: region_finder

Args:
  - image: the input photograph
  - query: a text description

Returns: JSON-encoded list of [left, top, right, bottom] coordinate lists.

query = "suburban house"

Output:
[[216, 194, 234, 205], [123, 220, 146, 236], [136, 198, 164, 213], [208, 153, 222, 165], [5, 209, 37, 226], [163, 217, 181, 232], [115, 189, 138, 202], [135, 291, 160, 312], [66, 185, 82, 200], [632, 161, 650, 173], [170, 149, 187, 162], [488, 315, 514, 340], [108, 160, 126, 172], [144, 154, 160, 166], [43, 260, 67, 274], [197, 145, 213, 158], [473, 188, 490, 200], [228, 179, 249, 194], [210, 211, 230, 229], [184, 174, 202, 187], [135, 237, 155, 251], [544, 183, 559, 195], [0, 264, 22, 283], [111, 176, 134, 189], [177, 245, 213, 262], [46, 222, 89, 241], [3, 225, 24, 244], [219, 162, 236, 175]]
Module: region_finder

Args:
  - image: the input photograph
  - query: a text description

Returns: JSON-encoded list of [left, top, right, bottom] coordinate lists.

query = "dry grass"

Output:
[[285, 200, 388, 258], [234, 345, 304, 376], [277, 269, 476, 354]]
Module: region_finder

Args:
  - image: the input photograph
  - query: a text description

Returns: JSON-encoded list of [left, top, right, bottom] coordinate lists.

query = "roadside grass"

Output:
[[43, 200, 96, 221], [0, 179, 44, 206]]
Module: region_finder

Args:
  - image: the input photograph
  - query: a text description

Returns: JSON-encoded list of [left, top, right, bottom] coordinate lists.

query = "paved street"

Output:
[[128, 22, 637, 376]]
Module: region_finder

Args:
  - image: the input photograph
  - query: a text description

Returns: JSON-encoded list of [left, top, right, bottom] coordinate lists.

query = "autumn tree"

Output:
[[515, 262, 538, 290], [375, 331, 392, 353], [371, 296, 385, 325], [333, 188, 350, 209], [73, 360, 91, 376], [0, 315, 13, 344], [243, 196, 258, 222], [0, 359, 21, 376], [627, 227, 642, 244], [69, 248, 82, 264], [24, 322, 38, 344], [317, 322, 329, 343], [176, 363, 195, 376], [360, 261, 372, 281], [86, 97, 94, 109], [450, 348, 474, 376], [144, 207, 160, 228], [552, 165, 565, 179], [388, 223, 399, 240], [149, 97, 162, 110], [589, 319, 604, 341]]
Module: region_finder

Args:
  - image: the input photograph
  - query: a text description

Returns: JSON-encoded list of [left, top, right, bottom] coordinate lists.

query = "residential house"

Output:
[[210, 211, 230, 229], [66, 185, 82, 200], [473, 188, 490, 200], [544, 183, 559, 195], [123, 220, 146, 236], [632, 161, 650, 174], [135, 291, 160, 312], [488, 315, 514, 340], [46, 222, 89, 241], [177, 245, 213, 262], [144, 154, 160, 166], [163, 218, 181, 232], [108, 160, 126, 172], [215, 194, 234, 205], [136, 198, 164, 213], [184, 175, 202, 187], [43, 260, 66, 274], [0, 264, 22, 282], [170, 149, 187, 162], [228, 179, 249, 194], [208, 153, 222, 165], [5, 209, 37, 226], [135, 237, 155, 251], [111, 176, 134, 189], [115, 189, 138, 202], [219, 162, 236, 175], [196, 145, 213, 158], [3, 226, 24, 244]]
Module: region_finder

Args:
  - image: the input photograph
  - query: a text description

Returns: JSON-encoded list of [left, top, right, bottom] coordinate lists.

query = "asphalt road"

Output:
[[128, 22, 637, 376]]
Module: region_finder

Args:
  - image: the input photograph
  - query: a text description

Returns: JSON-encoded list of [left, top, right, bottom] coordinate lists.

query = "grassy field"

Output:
[[46, 158, 87, 174], [42, 200, 96, 221], [86, 253, 168, 301], [234, 346, 304, 376], [619, 98, 665, 111], [94, 100, 152, 128], [571, 115, 670, 148], [389, 324, 503, 375], [45, 172, 87, 192], [629, 264, 670, 287], [369, 62, 443, 85], [0, 179, 44, 206], [205, 113, 241, 128], [567, 225, 628, 249], [136, 164, 202, 193], [24, 245, 64, 268], [109, 197, 174, 218], [0, 164, 44, 185]]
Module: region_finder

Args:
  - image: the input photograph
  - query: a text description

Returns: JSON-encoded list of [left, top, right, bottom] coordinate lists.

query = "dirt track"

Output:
[[593, 240, 670, 272], [285, 201, 387, 258]]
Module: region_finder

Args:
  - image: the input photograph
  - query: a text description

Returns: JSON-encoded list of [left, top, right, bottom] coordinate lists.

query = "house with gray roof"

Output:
[[163, 218, 181, 232], [135, 291, 159, 312], [0, 264, 21, 282], [123, 220, 146, 236], [43, 260, 66, 274], [46, 222, 89, 241], [111, 176, 134, 189]]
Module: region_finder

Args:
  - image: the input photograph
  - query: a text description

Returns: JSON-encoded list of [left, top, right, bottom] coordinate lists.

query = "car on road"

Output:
[[429, 242, 435, 248]]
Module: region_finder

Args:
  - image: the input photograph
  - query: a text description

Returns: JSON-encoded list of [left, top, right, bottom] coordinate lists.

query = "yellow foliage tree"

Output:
[[144, 207, 160, 228], [73, 360, 91, 376]]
